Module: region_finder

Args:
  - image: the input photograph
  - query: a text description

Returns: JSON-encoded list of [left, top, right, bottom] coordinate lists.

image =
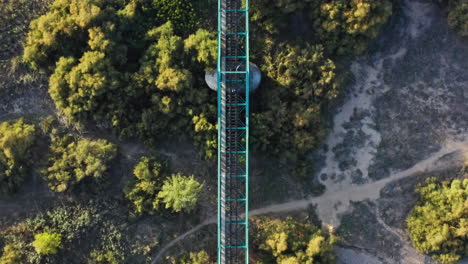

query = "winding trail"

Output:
[[151, 139, 468, 263]]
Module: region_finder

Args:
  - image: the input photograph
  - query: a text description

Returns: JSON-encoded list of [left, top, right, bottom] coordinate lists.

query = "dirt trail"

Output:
[[150, 139, 468, 263]]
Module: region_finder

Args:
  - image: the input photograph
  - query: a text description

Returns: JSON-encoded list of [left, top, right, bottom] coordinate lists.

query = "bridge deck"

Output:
[[217, 0, 249, 263]]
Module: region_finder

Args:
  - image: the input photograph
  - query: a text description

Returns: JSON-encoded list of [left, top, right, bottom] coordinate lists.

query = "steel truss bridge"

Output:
[[217, 0, 250, 263]]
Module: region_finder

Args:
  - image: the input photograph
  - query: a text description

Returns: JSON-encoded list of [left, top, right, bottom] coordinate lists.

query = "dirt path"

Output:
[[150, 139, 468, 263]]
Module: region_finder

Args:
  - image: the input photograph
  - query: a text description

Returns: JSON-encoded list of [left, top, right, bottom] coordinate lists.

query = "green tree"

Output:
[[0, 119, 36, 195], [125, 156, 169, 215], [407, 178, 468, 264], [158, 174, 203, 213], [253, 44, 339, 166], [0, 244, 21, 264], [315, 0, 393, 54], [252, 217, 336, 264], [45, 135, 117, 192], [448, 0, 468, 37], [184, 29, 217, 70], [24, 0, 218, 159], [32, 232, 62, 255]]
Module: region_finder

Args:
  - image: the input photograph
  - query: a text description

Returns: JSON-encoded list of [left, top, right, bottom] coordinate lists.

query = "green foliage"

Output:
[[250, 0, 392, 55], [44, 135, 117, 192], [0, 0, 50, 67], [0, 244, 21, 264], [252, 217, 337, 264], [0, 119, 36, 195], [151, 0, 198, 34], [32, 232, 62, 255], [253, 44, 339, 166], [407, 178, 468, 264], [158, 173, 203, 213], [1, 201, 134, 263], [249, 0, 391, 174], [125, 156, 168, 215], [315, 0, 393, 54], [184, 29, 218, 70], [88, 250, 122, 264], [448, 0, 468, 37], [24, 0, 218, 159]]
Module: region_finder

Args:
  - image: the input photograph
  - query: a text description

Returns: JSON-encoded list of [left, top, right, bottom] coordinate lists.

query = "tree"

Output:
[[184, 29, 217, 70], [252, 44, 339, 167], [125, 156, 168, 215], [0, 244, 21, 264], [252, 217, 336, 264], [315, 0, 393, 54], [0, 119, 36, 195], [25, 1, 218, 158], [407, 178, 468, 264], [157, 174, 203, 213], [32, 232, 62, 255], [45, 135, 117, 192], [448, 0, 468, 37]]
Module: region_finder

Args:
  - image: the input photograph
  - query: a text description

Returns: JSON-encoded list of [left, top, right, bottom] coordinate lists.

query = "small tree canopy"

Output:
[[32, 232, 63, 255], [157, 174, 203, 213], [0, 119, 36, 195], [45, 135, 117, 192], [125, 156, 168, 215]]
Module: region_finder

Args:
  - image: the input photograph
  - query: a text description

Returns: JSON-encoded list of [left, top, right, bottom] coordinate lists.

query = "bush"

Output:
[[125, 156, 169, 215], [158, 174, 203, 213], [1, 201, 133, 263], [0, 119, 36, 195], [448, 0, 468, 37], [252, 44, 339, 166], [44, 135, 117, 192], [315, 0, 393, 54], [88, 250, 122, 264], [250, 0, 392, 55], [407, 178, 468, 264], [252, 216, 336, 264], [0, 244, 21, 264], [32, 232, 62, 255], [23, 0, 218, 159]]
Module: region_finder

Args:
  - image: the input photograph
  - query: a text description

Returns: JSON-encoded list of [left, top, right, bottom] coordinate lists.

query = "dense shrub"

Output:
[[0, 119, 36, 195], [252, 44, 339, 169], [125, 156, 203, 214], [250, 0, 392, 55], [252, 216, 336, 264], [158, 174, 203, 213], [44, 135, 117, 192], [23, 0, 218, 159], [448, 0, 468, 37], [407, 178, 468, 264], [0, 244, 21, 264], [1, 201, 132, 263], [125, 156, 169, 215], [32, 232, 62, 255]]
